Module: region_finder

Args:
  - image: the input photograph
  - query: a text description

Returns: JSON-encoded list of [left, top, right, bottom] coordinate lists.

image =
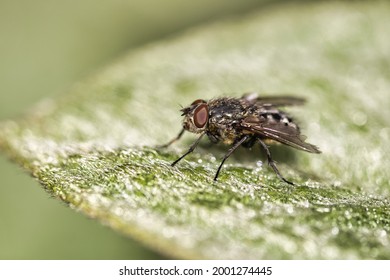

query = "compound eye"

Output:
[[193, 104, 209, 128], [191, 99, 206, 105]]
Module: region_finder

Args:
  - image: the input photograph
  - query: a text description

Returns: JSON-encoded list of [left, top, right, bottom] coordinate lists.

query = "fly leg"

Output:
[[258, 139, 294, 185], [214, 136, 249, 181], [171, 133, 205, 166], [158, 128, 185, 148]]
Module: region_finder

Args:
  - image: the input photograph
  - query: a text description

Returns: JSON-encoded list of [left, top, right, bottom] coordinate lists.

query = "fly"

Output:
[[161, 93, 321, 185]]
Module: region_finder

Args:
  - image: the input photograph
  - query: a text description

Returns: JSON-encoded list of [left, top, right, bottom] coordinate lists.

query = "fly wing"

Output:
[[240, 116, 321, 153], [241, 93, 306, 107]]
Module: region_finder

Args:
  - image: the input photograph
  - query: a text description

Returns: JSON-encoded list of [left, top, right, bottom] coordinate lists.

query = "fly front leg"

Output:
[[158, 128, 185, 149], [171, 133, 205, 167]]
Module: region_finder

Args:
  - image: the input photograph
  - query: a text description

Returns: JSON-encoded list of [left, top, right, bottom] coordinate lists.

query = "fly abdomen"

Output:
[[260, 111, 297, 128]]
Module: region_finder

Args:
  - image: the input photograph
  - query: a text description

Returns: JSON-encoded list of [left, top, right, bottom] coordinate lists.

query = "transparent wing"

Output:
[[240, 116, 321, 153], [241, 93, 306, 107]]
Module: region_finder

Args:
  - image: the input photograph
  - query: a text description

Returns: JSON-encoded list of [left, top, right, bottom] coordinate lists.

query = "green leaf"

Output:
[[1, 1, 389, 259]]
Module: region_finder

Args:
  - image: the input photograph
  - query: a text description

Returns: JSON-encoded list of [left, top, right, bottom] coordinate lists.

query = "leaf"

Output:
[[0, 1, 389, 259]]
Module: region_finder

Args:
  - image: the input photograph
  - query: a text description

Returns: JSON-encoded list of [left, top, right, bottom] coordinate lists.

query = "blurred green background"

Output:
[[0, 0, 269, 259]]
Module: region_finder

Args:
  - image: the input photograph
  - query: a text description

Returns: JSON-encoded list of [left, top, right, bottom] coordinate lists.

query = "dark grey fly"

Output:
[[161, 93, 321, 185]]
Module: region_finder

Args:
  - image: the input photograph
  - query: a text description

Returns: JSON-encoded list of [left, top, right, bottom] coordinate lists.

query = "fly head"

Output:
[[180, 99, 209, 134]]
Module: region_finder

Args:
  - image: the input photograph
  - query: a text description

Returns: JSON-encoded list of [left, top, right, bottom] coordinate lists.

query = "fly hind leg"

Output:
[[258, 139, 294, 185]]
